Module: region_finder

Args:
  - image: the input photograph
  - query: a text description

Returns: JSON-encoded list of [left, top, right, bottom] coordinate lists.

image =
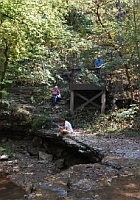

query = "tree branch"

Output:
[[96, 4, 112, 39]]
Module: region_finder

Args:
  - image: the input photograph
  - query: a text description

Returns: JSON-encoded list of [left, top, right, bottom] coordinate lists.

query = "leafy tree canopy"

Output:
[[0, 0, 139, 100]]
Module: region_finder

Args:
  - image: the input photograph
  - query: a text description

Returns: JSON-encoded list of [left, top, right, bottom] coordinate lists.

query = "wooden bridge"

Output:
[[70, 83, 106, 114], [61, 67, 135, 114], [62, 68, 108, 114]]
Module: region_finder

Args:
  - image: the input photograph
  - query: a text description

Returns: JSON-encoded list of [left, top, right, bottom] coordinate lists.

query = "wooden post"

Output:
[[70, 90, 74, 114], [101, 90, 106, 114]]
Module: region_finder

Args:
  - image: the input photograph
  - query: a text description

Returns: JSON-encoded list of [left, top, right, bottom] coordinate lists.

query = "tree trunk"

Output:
[[0, 42, 9, 108], [124, 63, 134, 103]]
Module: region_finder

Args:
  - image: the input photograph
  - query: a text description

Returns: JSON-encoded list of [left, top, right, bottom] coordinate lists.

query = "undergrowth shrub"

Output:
[[69, 104, 139, 136], [92, 104, 139, 135], [31, 114, 54, 133]]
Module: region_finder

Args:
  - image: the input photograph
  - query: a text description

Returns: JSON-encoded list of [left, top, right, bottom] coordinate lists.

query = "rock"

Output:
[[38, 151, 53, 162], [36, 129, 104, 164], [55, 158, 65, 169], [27, 148, 39, 156], [33, 136, 42, 147], [55, 148, 63, 158], [42, 142, 51, 153]]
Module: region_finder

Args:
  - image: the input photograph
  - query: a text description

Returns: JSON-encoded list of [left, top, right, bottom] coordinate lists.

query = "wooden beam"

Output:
[[70, 90, 74, 114], [101, 90, 106, 113], [70, 84, 105, 90], [75, 91, 103, 111], [75, 92, 101, 108]]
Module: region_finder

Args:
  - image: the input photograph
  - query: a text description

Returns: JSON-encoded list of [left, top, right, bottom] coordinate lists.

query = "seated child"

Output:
[[59, 119, 73, 134]]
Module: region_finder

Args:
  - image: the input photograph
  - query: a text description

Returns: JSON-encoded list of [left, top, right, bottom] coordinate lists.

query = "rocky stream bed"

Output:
[[0, 130, 140, 200]]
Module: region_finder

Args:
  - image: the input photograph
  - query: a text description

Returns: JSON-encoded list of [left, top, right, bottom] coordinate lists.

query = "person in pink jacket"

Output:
[[52, 86, 61, 105]]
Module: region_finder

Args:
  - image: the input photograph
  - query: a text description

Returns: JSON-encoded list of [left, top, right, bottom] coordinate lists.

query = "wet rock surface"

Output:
[[36, 129, 104, 167], [0, 132, 140, 200], [0, 172, 28, 199]]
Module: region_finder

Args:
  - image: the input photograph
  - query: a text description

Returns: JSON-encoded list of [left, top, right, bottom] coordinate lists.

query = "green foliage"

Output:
[[31, 114, 54, 133], [0, 0, 139, 124], [8, 101, 32, 123], [116, 104, 138, 119], [0, 142, 14, 157], [65, 6, 94, 34], [0, 0, 139, 87], [76, 68, 100, 85], [2, 99, 9, 106], [92, 104, 139, 135], [69, 109, 98, 129], [69, 104, 139, 136]]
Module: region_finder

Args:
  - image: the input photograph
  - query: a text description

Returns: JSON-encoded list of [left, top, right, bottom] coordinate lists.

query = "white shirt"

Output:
[[65, 121, 73, 133]]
